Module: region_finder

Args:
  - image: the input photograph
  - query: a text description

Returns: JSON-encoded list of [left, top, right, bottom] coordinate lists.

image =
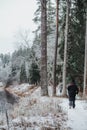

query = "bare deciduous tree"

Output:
[[14, 28, 30, 49]]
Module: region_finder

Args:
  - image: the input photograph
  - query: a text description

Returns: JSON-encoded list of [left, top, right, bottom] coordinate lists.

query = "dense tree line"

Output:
[[0, 47, 40, 85], [0, 0, 87, 96]]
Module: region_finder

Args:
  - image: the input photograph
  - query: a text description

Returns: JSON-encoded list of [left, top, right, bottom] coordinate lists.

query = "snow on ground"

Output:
[[1, 83, 87, 130], [0, 82, 3, 87], [0, 84, 68, 130], [60, 98, 87, 130]]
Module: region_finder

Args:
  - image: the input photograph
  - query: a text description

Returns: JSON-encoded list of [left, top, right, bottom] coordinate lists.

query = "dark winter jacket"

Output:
[[67, 83, 79, 101]]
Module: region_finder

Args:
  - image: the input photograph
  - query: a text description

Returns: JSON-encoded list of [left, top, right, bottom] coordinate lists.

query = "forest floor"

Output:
[[0, 84, 87, 130]]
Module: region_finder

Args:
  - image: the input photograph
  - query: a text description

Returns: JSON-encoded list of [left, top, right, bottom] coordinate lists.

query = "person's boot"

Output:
[[69, 106, 71, 109], [73, 104, 75, 108]]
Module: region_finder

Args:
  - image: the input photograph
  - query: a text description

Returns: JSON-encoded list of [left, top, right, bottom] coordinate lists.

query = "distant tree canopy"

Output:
[[0, 0, 86, 91]]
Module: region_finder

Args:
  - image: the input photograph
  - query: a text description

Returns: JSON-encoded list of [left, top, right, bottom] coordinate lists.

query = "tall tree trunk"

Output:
[[83, 6, 87, 97], [62, 0, 70, 96], [41, 0, 48, 96], [53, 0, 59, 96]]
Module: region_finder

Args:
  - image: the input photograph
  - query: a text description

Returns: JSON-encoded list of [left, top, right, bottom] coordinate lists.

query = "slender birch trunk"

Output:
[[62, 0, 70, 96], [53, 0, 59, 96], [41, 0, 48, 96], [83, 7, 87, 97]]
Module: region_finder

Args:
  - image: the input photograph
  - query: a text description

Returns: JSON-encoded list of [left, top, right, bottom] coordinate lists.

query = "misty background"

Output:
[[0, 0, 37, 54]]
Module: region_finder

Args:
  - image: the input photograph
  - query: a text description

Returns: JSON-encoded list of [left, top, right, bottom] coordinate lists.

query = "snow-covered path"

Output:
[[60, 98, 87, 130]]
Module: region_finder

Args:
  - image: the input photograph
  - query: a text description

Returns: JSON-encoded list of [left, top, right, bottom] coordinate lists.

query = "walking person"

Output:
[[67, 79, 79, 109]]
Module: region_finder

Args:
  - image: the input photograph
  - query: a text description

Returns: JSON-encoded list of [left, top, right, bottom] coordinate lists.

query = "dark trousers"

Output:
[[69, 96, 75, 108], [69, 100, 75, 108]]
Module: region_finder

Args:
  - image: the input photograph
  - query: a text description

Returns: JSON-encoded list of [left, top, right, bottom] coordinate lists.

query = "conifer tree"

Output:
[[29, 62, 40, 85], [11, 66, 17, 77], [20, 62, 27, 83], [53, 0, 59, 96], [41, 0, 48, 96], [83, 0, 87, 97], [59, 0, 85, 90]]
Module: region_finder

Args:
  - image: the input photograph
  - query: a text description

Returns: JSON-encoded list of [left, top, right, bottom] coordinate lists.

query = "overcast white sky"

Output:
[[0, 0, 37, 54]]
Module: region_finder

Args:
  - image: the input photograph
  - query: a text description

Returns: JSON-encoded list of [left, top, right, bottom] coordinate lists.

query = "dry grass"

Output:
[[0, 85, 68, 130]]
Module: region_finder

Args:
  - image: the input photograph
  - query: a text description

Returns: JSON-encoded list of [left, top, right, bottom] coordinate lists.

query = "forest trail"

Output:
[[60, 98, 87, 130]]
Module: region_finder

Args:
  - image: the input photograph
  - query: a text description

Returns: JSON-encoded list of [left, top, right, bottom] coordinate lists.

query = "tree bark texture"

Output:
[[62, 0, 70, 96], [83, 7, 87, 97], [41, 0, 48, 96], [53, 0, 59, 96]]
